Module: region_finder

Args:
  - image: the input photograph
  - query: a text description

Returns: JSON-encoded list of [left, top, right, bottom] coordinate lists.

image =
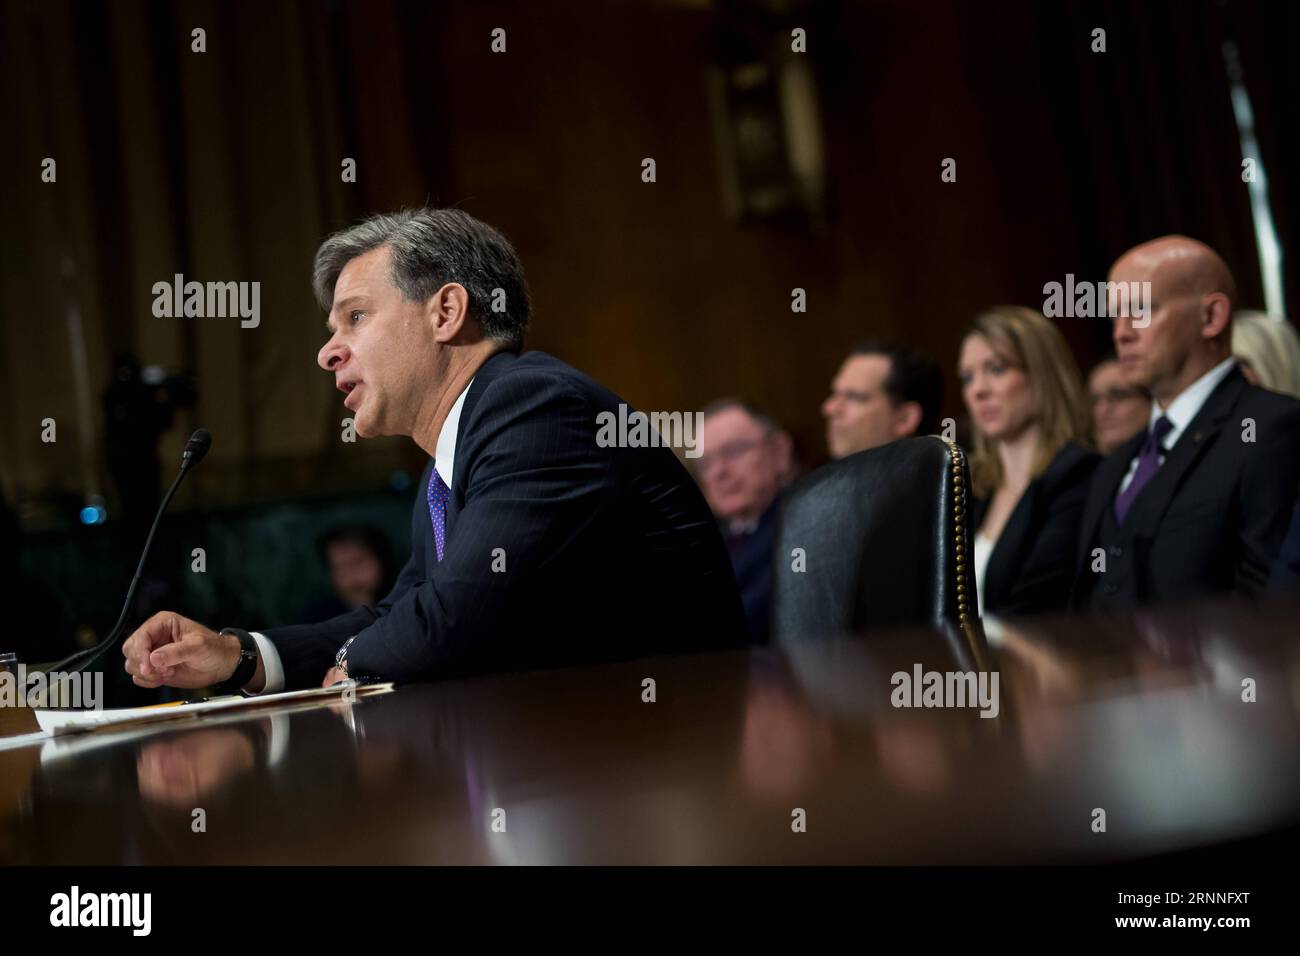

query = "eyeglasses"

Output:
[[694, 438, 765, 473]]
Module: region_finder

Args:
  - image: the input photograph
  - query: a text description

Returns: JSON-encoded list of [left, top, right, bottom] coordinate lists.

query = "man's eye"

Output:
[[351, 311, 365, 324]]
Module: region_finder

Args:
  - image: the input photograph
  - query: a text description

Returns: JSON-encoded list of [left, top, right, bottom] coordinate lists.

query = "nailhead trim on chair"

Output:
[[944, 440, 972, 626]]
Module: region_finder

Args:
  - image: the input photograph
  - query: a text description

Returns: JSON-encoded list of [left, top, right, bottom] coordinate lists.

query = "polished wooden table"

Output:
[[3, 597, 1298, 864]]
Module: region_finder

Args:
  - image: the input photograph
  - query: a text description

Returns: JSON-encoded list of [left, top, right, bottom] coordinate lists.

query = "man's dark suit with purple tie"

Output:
[[261, 350, 746, 688], [1071, 365, 1300, 611]]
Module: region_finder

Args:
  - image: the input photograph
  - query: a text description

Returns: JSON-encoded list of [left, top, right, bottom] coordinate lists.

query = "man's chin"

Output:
[[1118, 358, 1150, 388]]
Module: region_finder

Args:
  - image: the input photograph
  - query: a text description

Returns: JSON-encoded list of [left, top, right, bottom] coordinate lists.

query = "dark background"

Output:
[[0, 0, 1296, 659]]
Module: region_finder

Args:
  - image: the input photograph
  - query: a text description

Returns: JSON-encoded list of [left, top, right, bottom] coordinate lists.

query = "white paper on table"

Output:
[[32, 681, 394, 737]]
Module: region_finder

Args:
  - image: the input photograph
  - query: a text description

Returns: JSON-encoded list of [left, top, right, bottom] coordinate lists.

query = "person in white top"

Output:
[[959, 306, 1098, 618]]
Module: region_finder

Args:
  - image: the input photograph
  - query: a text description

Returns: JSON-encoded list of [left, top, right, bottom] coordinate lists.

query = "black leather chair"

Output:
[[772, 436, 981, 645]]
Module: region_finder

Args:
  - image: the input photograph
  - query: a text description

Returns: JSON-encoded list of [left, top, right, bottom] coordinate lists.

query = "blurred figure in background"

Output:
[[1232, 311, 1300, 399], [960, 307, 1098, 617], [101, 353, 197, 534], [696, 400, 794, 644], [822, 340, 944, 458], [0, 492, 74, 662], [300, 525, 396, 623], [1087, 354, 1151, 453]]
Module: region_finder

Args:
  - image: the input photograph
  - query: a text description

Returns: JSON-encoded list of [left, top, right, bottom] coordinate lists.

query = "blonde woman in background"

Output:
[[1232, 311, 1300, 399], [959, 306, 1099, 617]]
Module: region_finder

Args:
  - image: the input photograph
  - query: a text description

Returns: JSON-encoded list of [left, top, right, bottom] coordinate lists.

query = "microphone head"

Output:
[[182, 429, 212, 466]]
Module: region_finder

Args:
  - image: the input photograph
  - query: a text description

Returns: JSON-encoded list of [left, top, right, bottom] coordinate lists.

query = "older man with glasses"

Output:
[[1087, 354, 1152, 454], [694, 399, 795, 644]]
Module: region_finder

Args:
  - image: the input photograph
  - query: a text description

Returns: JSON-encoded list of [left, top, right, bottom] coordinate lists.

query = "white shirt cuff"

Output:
[[248, 631, 285, 694]]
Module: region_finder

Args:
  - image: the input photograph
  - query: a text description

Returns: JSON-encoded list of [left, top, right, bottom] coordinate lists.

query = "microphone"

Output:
[[182, 429, 212, 468], [45, 429, 213, 677]]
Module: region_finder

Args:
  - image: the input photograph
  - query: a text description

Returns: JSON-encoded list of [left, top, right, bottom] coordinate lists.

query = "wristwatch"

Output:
[[217, 627, 260, 694], [334, 635, 357, 678]]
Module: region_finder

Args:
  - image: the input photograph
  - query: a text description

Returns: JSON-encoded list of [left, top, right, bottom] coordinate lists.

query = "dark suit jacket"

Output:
[[971, 441, 1099, 617], [262, 350, 747, 688], [1071, 366, 1300, 609], [1272, 480, 1300, 592], [723, 497, 780, 644]]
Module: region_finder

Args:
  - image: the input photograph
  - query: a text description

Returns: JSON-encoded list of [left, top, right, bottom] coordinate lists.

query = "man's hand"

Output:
[[122, 611, 243, 690], [322, 667, 348, 688]]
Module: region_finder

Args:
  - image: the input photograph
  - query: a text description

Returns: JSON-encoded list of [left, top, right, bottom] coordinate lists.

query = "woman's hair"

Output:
[[963, 306, 1093, 497], [1232, 311, 1300, 399]]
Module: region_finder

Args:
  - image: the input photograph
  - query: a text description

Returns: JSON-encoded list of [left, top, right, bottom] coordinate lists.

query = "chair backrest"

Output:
[[772, 436, 977, 642]]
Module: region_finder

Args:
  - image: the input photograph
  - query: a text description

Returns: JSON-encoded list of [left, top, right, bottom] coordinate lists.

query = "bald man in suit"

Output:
[[1071, 236, 1300, 610]]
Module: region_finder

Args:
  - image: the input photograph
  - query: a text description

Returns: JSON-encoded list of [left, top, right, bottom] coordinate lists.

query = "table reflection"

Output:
[[1, 596, 1298, 864]]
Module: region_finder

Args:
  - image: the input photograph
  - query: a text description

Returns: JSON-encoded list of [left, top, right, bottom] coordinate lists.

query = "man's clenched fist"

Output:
[[122, 611, 260, 691]]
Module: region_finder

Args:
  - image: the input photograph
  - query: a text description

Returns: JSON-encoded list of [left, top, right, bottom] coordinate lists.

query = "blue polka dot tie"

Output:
[[427, 465, 451, 561]]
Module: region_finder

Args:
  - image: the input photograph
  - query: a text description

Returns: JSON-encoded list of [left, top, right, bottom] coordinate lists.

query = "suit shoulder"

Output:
[[488, 351, 603, 398], [1236, 384, 1300, 423], [1043, 441, 1101, 490], [477, 352, 593, 405]]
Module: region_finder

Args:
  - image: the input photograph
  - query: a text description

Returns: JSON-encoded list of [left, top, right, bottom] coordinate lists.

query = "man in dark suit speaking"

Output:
[[123, 208, 745, 692]]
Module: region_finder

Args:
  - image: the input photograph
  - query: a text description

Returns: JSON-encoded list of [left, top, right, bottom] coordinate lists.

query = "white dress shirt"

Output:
[[1116, 356, 1237, 497], [248, 379, 475, 694]]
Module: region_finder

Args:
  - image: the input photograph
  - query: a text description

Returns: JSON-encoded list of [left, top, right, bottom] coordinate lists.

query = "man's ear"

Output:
[[428, 282, 473, 343], [1202, 292, 1232, 342], [893, 401, 923, 437]]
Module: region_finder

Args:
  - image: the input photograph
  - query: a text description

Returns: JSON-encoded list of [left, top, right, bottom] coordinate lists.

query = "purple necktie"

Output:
[[427, 465, 451, 561], [1114, 416, 1173, 524]]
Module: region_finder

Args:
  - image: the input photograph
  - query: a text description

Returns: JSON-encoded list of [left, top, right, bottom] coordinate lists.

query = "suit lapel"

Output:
[[444, 349, 518, 537], [982, 480, 1038, 608], [1077, 432, 1142, 566], [970, 494, 990, 534], [985, 443, 1089, 607], [1121, 369, 1246, 536]]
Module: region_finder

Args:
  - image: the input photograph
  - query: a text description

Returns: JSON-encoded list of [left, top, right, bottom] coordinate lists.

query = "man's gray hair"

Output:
[[700, 397, 784, 435], [313, 207, 530, 350]]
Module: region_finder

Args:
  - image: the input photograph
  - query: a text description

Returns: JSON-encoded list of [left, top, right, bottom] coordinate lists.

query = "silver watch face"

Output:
[[335, 636, 357, 669]]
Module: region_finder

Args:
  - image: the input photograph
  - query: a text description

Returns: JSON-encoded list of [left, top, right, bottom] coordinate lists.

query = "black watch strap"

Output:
[[216, 627, 259, 694]]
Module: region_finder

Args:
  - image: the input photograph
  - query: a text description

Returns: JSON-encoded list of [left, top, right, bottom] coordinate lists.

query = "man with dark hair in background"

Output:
[[695, 399, 794, 644], [300, 525, 397, 623], [822, 340, 944, 458]]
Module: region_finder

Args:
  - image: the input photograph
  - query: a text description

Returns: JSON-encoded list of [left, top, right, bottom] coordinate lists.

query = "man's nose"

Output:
[[318, 335, 349, 371], [1113, 316, 1136, 345], [822, 395, 838, 418]]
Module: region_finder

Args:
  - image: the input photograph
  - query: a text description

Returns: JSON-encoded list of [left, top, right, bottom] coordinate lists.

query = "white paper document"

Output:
[[32, 681, 394, 737]]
